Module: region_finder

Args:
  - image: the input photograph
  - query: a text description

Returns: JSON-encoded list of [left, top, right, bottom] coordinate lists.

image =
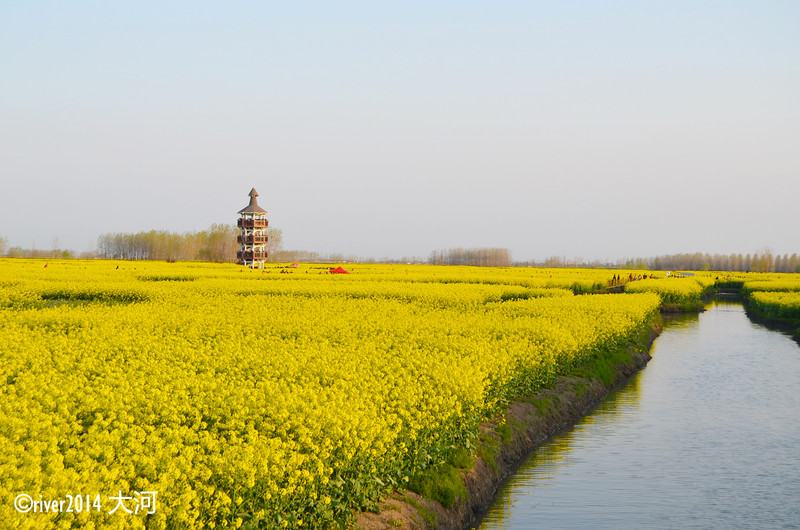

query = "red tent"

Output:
[[329, 266, 349, 274]]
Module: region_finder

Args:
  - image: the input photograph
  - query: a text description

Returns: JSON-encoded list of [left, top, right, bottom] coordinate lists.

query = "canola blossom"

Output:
[[0, 260, 661, 528], [748, 291, 800, 321], [623, 277, 708, 306], [742, 279, 800, 294], [741, 276, 800, 328]]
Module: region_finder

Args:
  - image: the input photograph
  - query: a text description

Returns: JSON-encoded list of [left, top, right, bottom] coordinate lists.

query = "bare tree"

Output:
[[266, 227, 283, 261], [96, 224, 284, 263], [429, 247, 511, 267], [198, 224, 239, 262]]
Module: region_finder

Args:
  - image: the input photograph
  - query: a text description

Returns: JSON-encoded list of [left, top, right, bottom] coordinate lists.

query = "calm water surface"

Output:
[[479, 299, 800, 529]]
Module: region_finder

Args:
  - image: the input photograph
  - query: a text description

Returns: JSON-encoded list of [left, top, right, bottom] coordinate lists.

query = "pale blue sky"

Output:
[[2, 1, 798, 261]]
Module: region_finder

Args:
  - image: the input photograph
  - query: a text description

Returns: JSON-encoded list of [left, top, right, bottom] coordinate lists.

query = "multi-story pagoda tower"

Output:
[[237, 188, 269, 268]]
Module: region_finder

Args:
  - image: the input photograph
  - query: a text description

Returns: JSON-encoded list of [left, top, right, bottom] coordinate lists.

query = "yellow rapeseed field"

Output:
[[743, 278, 800, 294], [741, 275, 800, 328], [623, 277, 709, 306], [748, 291, 800, 321], [0, 259, 661, 528]]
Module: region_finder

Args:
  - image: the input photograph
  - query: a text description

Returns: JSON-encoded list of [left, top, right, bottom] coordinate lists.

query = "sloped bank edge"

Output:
[[355, 317, 663, 530], [742, 305, 800, 344]]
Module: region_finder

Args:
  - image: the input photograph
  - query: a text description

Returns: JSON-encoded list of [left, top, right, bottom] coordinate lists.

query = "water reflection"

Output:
[[479, 300, 800, 529], [660, 309, 700, 329], [481, 368, 646, 526]]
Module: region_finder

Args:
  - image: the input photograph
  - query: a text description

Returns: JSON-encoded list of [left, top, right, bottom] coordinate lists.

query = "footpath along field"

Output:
[[0, 260, 667, 528]]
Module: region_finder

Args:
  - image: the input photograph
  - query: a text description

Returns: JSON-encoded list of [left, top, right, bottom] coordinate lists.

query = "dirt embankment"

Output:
[[355, 322, 662, 530]]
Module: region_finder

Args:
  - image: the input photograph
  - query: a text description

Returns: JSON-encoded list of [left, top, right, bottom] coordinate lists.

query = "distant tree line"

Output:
[[1, 235, 77, 259], [96, 224, 283, 262], [270, 250, 427, 264], [271, 250, 366, 263], [3, 230, 797, 273], [512, 250, 800, 273], [514, 256, 610, 268], [619, 250, 799, 273], [428, 248, 511, 267], [5, 248, 75, 259]]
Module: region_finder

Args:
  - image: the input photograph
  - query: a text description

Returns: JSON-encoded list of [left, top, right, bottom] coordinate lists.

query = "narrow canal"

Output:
[[478, 298, 800, 529]]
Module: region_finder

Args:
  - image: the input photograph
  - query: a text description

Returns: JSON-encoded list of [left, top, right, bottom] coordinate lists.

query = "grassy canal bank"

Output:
[[355, 315, 663, 530], [354, 273, 800, 529], [716, 278, 800, 342], [743, 293, 800, 343]]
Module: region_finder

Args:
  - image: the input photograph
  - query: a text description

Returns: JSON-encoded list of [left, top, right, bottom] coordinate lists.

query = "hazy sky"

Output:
[[2, 1, 798, 262]]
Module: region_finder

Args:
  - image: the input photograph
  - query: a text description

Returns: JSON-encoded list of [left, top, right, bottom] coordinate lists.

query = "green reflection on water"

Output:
[[480, 300, 732, 527], [480, 298, 800, 528], [483, 351, 649, 525]]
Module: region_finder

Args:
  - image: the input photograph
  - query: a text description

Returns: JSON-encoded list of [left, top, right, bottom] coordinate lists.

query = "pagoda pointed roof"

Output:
[[238, 188, 268, 214]]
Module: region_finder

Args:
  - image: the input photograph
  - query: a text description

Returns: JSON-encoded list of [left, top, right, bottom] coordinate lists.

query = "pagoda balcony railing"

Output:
[[237, 250, 269, 260], [237, 235, 269, 244], [238, 219, 268, 229]]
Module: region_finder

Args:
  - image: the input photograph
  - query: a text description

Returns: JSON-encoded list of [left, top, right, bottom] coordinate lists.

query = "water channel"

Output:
[[478, 298, 800, 529]]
